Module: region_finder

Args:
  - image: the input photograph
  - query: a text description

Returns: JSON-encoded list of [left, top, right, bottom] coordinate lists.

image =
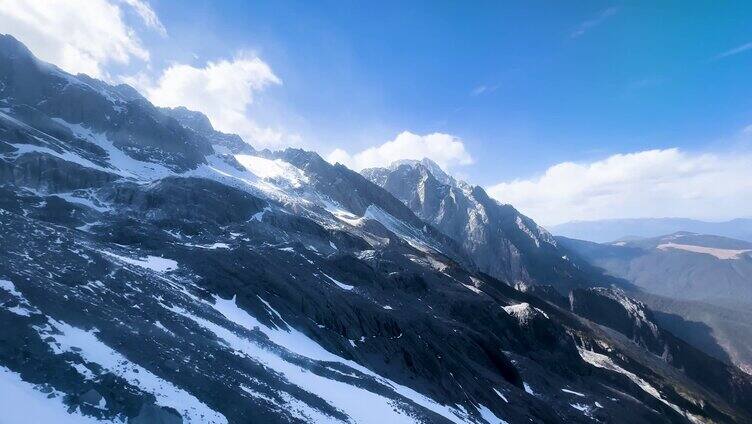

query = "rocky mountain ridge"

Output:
[[1, 34, 751, 423], [361, 159, 623, 294]]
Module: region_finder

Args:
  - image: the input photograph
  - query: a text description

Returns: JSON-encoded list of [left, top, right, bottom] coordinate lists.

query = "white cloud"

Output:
[[132, 54, 298, 147], [571, 7, 619, 38], [714, 41, 752, 60], [0, 0, 158, 78], [471, 84, 499, 96], [487, 148, 752, 226], [122, 0, 166, 36], [327, 131, 474, 171]]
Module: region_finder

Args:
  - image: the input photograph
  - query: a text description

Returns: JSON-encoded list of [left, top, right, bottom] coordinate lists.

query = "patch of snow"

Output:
[[98, 251, 178, 273], [570, 403, 592, 416], [234, 155, 309, 188], [203, 296, 471, 424], [476, 404, 509, 424], [8, 142, 114, 175], [657, 242, 751, 260], [69, 362, 96, 380], [533, 307, 549, 319], [0, 366, 112, 423], [182, 242, 230, 250], [523, 382, 536, 396], [154, 320, 173, 335], [492, 388, 508, 403], [382, 305, 393, 310], [52, 119, 173, 180], [561, 388, 586, 397], [516, 216, 540, 248], [38, 320, 227, 423], [536, 224, 558, 247], [52, 193, 111, 212], [0, 279, 39, 316], [361, 205, 442, 253], [578, 348, 704, 423], [251, 206, 272, 222], [322, 273, 354, 291], [503, 303, 545, 324], [462, 283, 483, 295], [0, 279, 23, 298], [170, 302, 465, 424]]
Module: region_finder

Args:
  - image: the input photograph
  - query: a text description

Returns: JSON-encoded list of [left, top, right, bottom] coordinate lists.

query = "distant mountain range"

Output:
[[551, 218, 752, 243], [559, 232, 752, 374]]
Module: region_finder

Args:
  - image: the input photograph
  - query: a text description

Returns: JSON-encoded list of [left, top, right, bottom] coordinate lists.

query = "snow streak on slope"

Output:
[[166, 296, 493, 424], [37, 319, 228, 424], [234, 155, 309, 188], [0, 366, 116, 424], [52, 119, 174, 180], [577, 348, 703, 423], [98, 250, 178, 273]]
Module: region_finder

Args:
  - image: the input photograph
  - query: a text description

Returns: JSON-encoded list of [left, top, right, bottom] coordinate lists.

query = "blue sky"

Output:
[[2, 1, 752, 224], [144, 0, 752, 181]]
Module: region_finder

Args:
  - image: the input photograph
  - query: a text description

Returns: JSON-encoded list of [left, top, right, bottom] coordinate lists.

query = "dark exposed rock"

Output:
[[130, 403, 183, 424], [0, 34, 750, 424], [0, 153, 118, 193]]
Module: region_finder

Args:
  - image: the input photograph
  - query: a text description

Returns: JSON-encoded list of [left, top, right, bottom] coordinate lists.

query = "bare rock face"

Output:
[[570, 287, 664, 354], [130, 404, 183, 424], [362, 159, 613, 293]]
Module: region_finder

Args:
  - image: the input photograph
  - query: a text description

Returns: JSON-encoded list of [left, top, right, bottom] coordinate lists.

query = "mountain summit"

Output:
[[362, 159, 605, 293]]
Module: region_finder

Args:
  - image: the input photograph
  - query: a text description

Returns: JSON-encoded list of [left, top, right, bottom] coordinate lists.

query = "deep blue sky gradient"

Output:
[[143, 1, 752, 184]]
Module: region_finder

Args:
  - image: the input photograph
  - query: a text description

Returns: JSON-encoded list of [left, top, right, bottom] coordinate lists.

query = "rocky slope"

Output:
[[558, 233, 752, 374], [1, 34, 752, 423]]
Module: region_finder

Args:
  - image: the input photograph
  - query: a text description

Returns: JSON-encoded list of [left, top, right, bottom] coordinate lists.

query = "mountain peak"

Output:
[[389, 158, 460, 187], [0, 34, 34, 58], [159, 106, 215, 134]]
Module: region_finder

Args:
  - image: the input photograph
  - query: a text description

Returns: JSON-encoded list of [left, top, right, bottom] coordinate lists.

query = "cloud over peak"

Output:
[[135, 53, 290, 147], [327, 131, 474, 171]]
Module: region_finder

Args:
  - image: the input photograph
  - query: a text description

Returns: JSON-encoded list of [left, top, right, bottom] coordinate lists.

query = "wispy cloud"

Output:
[[571, 6, 619, 38], [122, 0, 167, 37], [471, 84, 499, 96], [714, 41, 752, 60]]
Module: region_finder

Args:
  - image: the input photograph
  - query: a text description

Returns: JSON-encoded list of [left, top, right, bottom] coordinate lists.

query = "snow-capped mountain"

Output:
[[1, 34, 752, 423], [362, 159, 607, 293]]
